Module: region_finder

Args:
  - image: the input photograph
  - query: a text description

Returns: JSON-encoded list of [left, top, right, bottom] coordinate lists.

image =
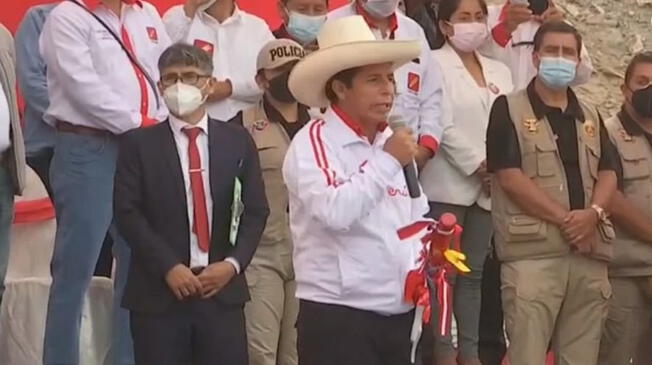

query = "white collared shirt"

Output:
[[0, 82, 9, 154], [40, 0, 171, 134], [282, 107, 429, 315], [169, 113, 240, 272], [328, 4, 445, 152], [163, 6, 274, 121]]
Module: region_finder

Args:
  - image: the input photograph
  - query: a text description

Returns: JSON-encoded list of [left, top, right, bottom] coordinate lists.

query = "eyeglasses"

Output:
[[160, 72, 211, 87]]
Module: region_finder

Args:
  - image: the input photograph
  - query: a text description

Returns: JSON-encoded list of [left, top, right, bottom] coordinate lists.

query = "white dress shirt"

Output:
[[329, 3, 445, 152], [482, 3, 593, 91], [169, 113, 240, 272], [420, 44, 513, 210], [0, 82, 9, 154], [163, 6, 274, 121], [283, 107, 429, 315], [39, 0, 171, 134]]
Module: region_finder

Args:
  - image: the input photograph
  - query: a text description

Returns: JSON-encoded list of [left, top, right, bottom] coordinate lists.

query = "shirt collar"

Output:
[[619, 106, 651, 137], [331, 105, 388, 144], [169, 113, 210, 136], [83, 0, 142, 12], [200, 5, 242, 25], [355, 1, 398, 39], [262, 96, 311, 126], [526, 79, 584, 122]]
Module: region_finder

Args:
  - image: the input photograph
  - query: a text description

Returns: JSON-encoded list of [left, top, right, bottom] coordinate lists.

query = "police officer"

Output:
[[598, 52, 652, 365], [486, 22, 620, 365], [243, 38, 309, 365]]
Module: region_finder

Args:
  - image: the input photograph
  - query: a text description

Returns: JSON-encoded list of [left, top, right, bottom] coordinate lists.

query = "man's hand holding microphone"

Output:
[[384, 124, 422, 198]]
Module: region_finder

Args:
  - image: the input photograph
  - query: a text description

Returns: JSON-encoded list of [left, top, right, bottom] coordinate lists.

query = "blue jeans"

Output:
[[0, 162, 14, 306], [43, 132, 134, 365]]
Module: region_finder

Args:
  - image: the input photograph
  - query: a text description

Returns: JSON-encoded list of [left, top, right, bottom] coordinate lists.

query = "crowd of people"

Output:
[[0, 0, 650, 364]]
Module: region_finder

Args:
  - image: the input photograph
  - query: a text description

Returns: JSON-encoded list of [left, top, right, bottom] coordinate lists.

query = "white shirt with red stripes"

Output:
[[40, 0, 171, 134], [282, 106, 430, 315]]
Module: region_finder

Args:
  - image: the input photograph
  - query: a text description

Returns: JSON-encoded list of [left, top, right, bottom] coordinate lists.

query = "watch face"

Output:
[[528, 0, 549, 15]]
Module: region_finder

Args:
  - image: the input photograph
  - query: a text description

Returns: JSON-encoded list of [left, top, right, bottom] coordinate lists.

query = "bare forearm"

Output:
[[497, 169, 567, 226], [610, 191, 652, 244], [591, 170, 618, 210]]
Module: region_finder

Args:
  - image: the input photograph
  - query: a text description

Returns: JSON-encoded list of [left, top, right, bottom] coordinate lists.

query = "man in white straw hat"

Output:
[[283, 15, 429, 365], [329, 0, 445, 169]]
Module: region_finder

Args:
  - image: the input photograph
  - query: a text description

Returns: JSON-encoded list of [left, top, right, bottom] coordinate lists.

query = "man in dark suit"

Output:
[[114, 43, 269, 365]]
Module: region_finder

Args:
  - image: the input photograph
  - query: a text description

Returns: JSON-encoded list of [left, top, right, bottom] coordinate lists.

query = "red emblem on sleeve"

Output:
[[146, 27, 158, 43], [407, 72, 421, 94], [194, 39, 215, 57]]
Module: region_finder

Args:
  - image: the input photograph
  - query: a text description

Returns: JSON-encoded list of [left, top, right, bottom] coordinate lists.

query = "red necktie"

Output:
[[183, 128, 210, 252]]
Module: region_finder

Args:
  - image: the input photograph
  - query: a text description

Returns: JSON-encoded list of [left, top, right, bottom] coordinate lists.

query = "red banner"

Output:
[[1, 0, 349, 34]]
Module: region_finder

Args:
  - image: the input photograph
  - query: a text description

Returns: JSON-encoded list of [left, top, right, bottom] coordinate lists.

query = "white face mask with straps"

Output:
[[163, 82, 208, 117]]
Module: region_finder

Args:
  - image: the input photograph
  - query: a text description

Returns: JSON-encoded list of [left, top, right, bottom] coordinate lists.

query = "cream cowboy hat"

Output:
[[288, 15, 421, 108]]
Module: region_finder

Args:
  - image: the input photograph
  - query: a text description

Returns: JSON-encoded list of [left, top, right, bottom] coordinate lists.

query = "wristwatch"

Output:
[[590, 204, 608, 222]]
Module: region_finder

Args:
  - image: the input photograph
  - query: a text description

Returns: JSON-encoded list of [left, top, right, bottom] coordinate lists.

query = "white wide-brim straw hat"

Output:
[[288, 15, 421, 108]]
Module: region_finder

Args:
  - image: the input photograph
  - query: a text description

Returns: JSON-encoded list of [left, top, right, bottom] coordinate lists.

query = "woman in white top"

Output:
[[419, 0, 513, 364]]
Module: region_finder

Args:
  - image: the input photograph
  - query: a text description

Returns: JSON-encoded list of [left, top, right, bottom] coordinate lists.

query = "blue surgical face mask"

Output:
[[286, 11, 327, 44], [538, 56, 577, 89]]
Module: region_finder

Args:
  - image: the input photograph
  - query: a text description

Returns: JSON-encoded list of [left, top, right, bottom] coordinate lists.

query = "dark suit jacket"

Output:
[[114, 118, 269, 314]]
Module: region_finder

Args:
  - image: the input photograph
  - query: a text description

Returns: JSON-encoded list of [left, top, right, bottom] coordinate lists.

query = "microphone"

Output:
[[388, 117, 421, 199]]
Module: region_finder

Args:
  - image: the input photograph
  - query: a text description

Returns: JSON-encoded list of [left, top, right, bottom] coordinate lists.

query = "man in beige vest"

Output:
[[0, 23, 26, 307], [486, 22, 620, 365], [598, 52, 652, 365], [242, 38, 309, 365]]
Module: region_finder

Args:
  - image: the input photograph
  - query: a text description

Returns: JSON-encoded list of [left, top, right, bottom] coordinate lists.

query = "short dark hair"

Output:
[[434, 0, 489, 49], [625, 51, 652, 84], [158, 43, 214, 75], [325, 67, 361, 104], [533, 21, 583, 56]]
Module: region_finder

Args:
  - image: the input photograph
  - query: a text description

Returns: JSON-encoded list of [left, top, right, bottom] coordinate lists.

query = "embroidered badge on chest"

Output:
[[194, 40, 215, 57], [583, 120, 596, 138], [146, 27, 158, 43], [407, 72, 421, 94], [619, 128, 634, 142], [253, 120, 269, 131], [523, 118, 539, 134], [488, 82, 500, 95]]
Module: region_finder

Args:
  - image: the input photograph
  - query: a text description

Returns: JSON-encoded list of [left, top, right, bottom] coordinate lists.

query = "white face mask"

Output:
[[363, 0, 401, 18], [199, 0, 217, 12], [448, 22, 489, 52], [163, 82, 208, 117]]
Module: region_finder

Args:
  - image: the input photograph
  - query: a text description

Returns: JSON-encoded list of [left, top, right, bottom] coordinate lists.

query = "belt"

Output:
[[56, 121, 114, 138]]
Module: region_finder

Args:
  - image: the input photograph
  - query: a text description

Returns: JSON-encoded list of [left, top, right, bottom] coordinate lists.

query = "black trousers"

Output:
[[478, 246, 507, 365], [130, 300, 248, 365], [297, 299, 417, 365], [28, 147, 114, 277]]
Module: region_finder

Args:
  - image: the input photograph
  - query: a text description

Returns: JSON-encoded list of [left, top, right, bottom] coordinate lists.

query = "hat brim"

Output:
[[288, 40, 421, 108]]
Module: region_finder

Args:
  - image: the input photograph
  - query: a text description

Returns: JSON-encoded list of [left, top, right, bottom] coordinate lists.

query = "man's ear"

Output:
[[532, 52, 541, 70], [255, 72, 268, 90], [331, 79, 347, 101], [278, 0, 289, 23], [157, 81, 165, 95]]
